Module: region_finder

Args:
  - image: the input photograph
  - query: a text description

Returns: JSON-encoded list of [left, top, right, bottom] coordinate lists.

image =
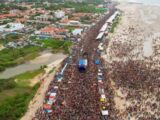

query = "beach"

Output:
[[105, 2, 160, 120]]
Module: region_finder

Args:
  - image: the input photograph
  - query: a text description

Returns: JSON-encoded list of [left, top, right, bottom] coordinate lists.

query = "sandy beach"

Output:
[[105, 2, 160, 120]]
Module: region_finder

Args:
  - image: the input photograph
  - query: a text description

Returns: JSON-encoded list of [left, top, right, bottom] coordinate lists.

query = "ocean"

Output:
[[128, 0, 160, 6]]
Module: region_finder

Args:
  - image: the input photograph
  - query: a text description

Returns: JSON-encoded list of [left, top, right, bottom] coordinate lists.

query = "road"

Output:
[[34, 8, 116, 120]]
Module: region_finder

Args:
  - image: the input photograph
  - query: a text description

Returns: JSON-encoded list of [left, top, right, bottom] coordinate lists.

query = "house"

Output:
[[35, 15, 53, 22], [40, 26, 67, 38], [0, 23, 25, 32], [72, 28, 83, 36], [59, 18, 81, 27], [16, 18, 27, 23], [9, 9, 21, 15], [72, 13, 92, 18], [0, 14, 17, 20], [63, 8, 75, 14], [54, 10, 65, 19]]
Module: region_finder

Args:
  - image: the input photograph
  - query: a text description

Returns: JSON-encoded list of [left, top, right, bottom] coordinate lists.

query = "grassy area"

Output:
[[0, 68, 44, 120], [0, 83, 40, 120], [64, 26, 76, 32], [0, 34, 23, 44], [16, 68, 45, 87], [95, 8, 108, 13], [45, 2, 107, 13], [110, 16, 121, 33], [0, 38, 72, 72], [36, 39, 73, 54], [0, 68, 44, 95], [0, 46, 43, 72]]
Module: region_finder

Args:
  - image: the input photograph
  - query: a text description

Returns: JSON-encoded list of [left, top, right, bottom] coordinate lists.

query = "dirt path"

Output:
[[21, 58, 66, 120]]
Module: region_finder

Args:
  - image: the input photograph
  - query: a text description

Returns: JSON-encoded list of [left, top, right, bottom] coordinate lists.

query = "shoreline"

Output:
[[105, 2, 160, 119]]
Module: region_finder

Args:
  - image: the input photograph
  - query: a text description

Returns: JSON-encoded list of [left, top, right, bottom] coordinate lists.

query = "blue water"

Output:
[[129, 0, 160, 6]]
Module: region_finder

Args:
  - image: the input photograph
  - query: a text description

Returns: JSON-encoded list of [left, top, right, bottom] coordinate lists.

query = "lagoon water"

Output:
[[0, 53, 66, 79]]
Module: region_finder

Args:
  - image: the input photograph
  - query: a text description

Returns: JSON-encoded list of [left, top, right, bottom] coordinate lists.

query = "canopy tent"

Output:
[[98, 72, 103, 76], [56, 74, 63, 82], [44, 104, 51, 109], [98, 43, 104, 51], [79, 59, 87, 66], [101, 94, 106, 99], [45, 109, 53, 113], [96, 32, 105, 40], [50, 93, 56, 96], [47, 100, 54, 105], [99, 23, 108, 32], [98, 76, 103, 80], [101, 110, 109, 116], [54, 86, 58, 89], [95, 59, 100, 65], [106, 11, 120, 24]]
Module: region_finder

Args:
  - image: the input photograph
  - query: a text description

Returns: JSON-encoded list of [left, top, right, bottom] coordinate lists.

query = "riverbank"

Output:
[[0, 39, 72, 73], [0, 52, 66, 79], [0, 68, 44, 120], [0, 56, 67, 120], [105, 3, 160, 120], [21, 58, 66, 120]]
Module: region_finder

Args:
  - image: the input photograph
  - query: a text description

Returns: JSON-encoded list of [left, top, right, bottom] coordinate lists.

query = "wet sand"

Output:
[[105, 2, 160, 120]]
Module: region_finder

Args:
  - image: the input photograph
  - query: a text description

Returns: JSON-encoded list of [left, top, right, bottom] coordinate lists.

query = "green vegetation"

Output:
[[45, 2, 107, 13], [1, 34, 23, 44], [0, 68, 44, 93], [80, 16, 91, 24], [110, 16, 121, 33], [0, 68, 44, 120], [5, 24, 11, 28], [0, 83, 40, 120], [0, 4, 27, 13], [95, 8, 108, 13], [64, 26, 75, 32], [39, 39, 73, 54], [0, 38, 72, 72], [0, 46, 43, 72], [0, 79, 16, 92], [16, 68, 45, 87]]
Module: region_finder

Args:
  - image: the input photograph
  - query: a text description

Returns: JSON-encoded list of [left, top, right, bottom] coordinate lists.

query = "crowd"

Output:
[[32, 9, 117, 120], [105, 6, 160, 120]]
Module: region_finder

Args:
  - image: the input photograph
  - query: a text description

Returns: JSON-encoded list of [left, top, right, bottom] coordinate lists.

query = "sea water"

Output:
[[129, 0, 160, 6]]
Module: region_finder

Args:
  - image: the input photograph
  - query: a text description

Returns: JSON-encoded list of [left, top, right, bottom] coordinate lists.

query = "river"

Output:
[[0, 52, 66, 79]]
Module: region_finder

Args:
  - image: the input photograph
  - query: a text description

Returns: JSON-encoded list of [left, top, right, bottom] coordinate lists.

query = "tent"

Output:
[[44, 104, 51, 109], [47, 100, 54, 105], [95, 59, 100, 65], [101, 110, 109, 116], [50, 93, 56, 96], [45, 109, 53, 113], [96, 32, 105, 40], [98, 72, 103, 76]]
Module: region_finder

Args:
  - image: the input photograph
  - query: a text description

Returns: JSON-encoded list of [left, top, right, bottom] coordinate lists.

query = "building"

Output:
[[35, 15, 53, 22], [40, 26, 67, 38], [0, 14, 17, 20], [72, 28, 83, 36], [0, 23, 25, 32], [54, 10, 65, 19], [16, 18, 27, 23], [9, 9, 21, 15]]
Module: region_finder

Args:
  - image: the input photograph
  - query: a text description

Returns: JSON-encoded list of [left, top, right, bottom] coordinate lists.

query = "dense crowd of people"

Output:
[[31, 5, 160, 120], [105, 8, 160, 120], [32, 9, 117, 120]]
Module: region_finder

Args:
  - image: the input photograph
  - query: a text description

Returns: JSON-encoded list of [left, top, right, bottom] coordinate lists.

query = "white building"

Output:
[[35, 15, 53, 21], [0, 23, 25, 32], [72, 28, 83, 36], [54, 10, 65, 19]]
